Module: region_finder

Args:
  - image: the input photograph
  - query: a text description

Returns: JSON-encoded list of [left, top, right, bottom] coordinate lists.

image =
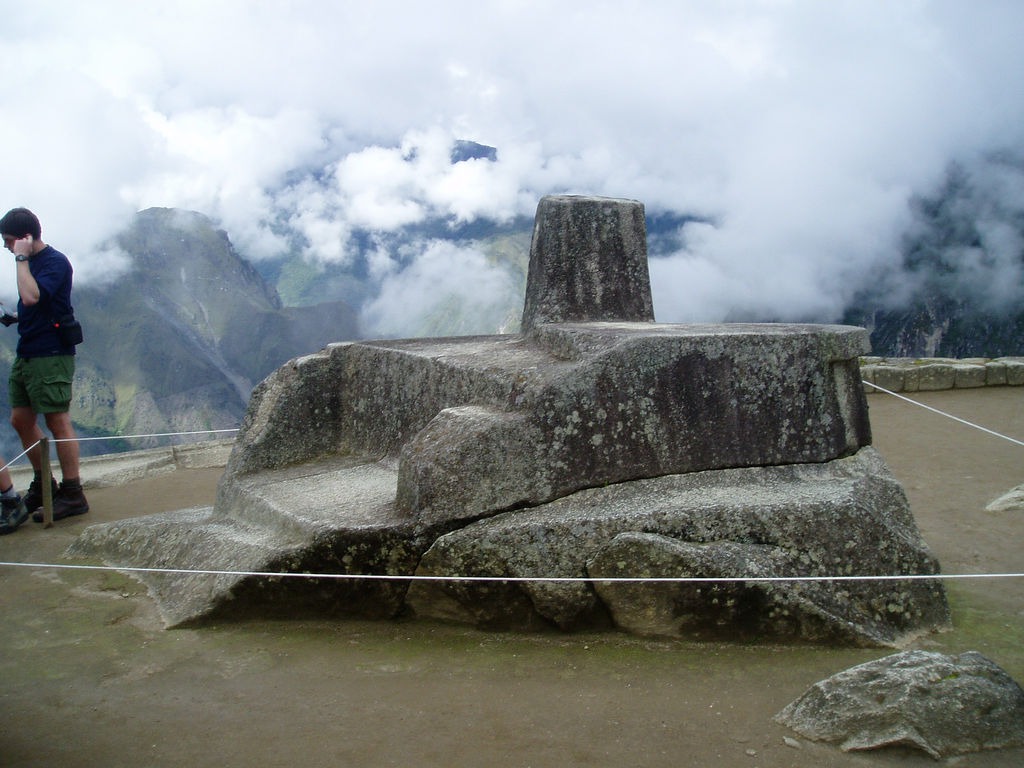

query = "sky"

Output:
[[2, 0, 1022, 333]]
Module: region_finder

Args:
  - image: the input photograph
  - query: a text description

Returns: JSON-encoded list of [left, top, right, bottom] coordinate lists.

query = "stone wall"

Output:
[[861, 356, 1024, 394]]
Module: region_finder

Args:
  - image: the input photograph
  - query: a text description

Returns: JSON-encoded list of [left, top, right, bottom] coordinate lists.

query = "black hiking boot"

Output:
[[24, 476, 58, 515], [33, 480, 89, 522]]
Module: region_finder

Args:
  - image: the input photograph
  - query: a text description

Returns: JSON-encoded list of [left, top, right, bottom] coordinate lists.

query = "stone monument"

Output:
[[70, 195, 950, 645]]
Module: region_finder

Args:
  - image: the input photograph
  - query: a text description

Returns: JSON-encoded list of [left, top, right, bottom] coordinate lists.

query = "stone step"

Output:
[[68, 506, 298, 626], [68, 506, 281, 570], [68, 455, 424, 627], [217, 454, 404, 540]]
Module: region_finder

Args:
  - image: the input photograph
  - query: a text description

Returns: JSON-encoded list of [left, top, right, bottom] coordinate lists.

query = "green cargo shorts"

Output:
[[9, 355, 75, 414]]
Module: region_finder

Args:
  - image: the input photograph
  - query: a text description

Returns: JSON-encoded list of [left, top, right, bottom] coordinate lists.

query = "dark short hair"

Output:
[[0, 208, 41, 239]]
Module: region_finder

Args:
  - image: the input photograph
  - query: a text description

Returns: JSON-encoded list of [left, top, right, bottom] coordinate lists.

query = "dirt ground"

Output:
[[1, 387, 1022, 768]]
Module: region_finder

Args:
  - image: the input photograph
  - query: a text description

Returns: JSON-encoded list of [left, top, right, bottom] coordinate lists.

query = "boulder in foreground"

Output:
[[776, 650, 1024, 758]]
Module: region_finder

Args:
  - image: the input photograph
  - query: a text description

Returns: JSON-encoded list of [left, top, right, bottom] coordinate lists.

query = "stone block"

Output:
[[953, 363, 987, 389], [916, 363, 955, 391], [985, 361, 1008, 386], [521, 195, 653, 331], [868, 365, 904, 393], [227, 323, 871, 527], [1002, 359, 1024, 386], [408, 448, 949, 645], [902, 364, 920, 391]]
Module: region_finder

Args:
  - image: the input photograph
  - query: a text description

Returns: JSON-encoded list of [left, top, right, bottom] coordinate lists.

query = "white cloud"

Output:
[[361, 239, 519, 337], [0, 0, 1021, 328], [336, 145, 427, 230]]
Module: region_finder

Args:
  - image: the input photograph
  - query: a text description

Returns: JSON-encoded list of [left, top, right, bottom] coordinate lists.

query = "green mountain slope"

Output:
[[0, 208, 359, 458]]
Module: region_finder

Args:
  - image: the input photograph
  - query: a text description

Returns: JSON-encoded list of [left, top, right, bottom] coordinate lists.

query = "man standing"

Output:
[[0, 207, 88, 521]]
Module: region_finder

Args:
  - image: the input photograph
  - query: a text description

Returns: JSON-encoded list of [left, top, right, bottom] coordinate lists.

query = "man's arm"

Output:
[[13, 236, 40, 306]]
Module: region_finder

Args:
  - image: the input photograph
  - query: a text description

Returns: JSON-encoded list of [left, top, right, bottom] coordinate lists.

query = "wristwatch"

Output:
[[15, 255, 28, 262]]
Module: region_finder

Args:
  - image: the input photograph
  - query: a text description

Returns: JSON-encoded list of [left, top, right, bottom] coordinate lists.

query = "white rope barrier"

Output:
[[67, 429, 239, 443], [864, 381, 1024, 447], [0, 560, 1021, 584]]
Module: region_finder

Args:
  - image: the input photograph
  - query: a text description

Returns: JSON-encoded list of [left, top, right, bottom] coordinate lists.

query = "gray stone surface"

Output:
[[521, 195, 653, 331], [407, 447, 949, 645], [775, 650, 1024, 758], [70, 456, 431, 626], [986, 484, 1024, 512], [71, 319, 905, 638], [917, 362, 956, 391], [227, 321, 872, 528], [1009, 359, 1024, 385], [861, 356, 1024, 393], [868, 364, 905, 393], [986, 360, 1009, 386], [954, 362, 987, 388]]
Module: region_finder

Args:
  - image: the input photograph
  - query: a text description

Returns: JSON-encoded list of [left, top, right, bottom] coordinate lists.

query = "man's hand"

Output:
[[12, 235, 33, 258]]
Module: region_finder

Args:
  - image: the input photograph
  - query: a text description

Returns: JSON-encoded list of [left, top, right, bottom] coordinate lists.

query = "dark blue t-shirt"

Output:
[[17, 244, 76, 358]]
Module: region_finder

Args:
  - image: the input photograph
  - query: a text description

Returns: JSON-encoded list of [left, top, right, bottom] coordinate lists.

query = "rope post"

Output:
[[40, 436, 53, 528]]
